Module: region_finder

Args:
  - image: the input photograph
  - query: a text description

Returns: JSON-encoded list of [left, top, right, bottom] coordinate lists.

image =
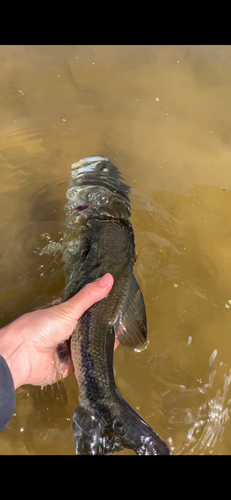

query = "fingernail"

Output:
[[98, 273, 112, 287]]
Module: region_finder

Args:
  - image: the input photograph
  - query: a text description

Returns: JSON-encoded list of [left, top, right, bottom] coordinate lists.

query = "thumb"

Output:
[[53, 273, 114, 332], [53, 274, 115, 382]]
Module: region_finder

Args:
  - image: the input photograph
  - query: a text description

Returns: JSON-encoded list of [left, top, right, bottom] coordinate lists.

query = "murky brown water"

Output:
[[1, 45, 231, 454]]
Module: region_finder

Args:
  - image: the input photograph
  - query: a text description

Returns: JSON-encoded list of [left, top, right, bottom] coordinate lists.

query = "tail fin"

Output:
[[73, 394, 170, 455]]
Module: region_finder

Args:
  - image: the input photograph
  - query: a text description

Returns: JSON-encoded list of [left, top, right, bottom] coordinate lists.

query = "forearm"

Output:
[[0, 318, 30, 390], [0, 318, 30, 432], [0, 354, 15, 431]]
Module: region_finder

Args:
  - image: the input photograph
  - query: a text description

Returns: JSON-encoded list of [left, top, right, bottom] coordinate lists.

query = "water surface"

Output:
[[1, 45, 231, 454]]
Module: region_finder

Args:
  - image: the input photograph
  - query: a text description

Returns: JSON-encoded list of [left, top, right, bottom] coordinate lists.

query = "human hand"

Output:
[[0, 273, 117, 389]]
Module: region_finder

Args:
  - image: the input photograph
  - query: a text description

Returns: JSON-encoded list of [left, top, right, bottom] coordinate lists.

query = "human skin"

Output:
[[0, 273, 118, 389]]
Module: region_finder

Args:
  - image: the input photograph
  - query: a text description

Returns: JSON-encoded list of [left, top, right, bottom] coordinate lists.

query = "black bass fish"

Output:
[[61, 155, 170, 455]]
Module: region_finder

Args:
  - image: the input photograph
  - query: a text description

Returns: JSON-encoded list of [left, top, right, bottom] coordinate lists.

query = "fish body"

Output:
[[61, 155, 170, 455]]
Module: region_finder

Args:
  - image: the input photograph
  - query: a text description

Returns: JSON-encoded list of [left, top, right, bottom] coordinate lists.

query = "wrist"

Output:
[[0, 319, 30, 390]]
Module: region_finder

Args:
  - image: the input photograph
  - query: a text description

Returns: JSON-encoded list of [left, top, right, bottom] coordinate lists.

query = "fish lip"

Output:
[[71, 156, 109, 174]]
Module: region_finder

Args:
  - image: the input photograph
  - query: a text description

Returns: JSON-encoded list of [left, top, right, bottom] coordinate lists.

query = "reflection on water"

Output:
[[1, 45, 231, 454]]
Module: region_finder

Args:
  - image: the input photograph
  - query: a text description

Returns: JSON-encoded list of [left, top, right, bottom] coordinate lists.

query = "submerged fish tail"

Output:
[[73, 392, 170, 455], [71, 280, 170, 455]]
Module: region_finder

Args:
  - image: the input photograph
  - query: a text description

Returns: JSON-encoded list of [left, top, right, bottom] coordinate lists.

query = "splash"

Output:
[[180, 350, 231, 454], [198, 373, 231, 450]]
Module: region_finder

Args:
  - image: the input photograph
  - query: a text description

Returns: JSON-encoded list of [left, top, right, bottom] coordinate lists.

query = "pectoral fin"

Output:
[[114, 274, 147, 347]]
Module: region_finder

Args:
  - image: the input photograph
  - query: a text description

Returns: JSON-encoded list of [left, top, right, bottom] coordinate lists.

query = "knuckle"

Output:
[[80, 281, 95, 300]]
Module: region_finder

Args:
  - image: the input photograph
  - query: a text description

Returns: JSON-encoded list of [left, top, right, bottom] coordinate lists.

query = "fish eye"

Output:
[[100, 164, 109, 173]]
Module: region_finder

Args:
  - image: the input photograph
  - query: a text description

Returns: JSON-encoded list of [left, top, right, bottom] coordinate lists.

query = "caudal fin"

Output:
[[73, 393, 170, 455]]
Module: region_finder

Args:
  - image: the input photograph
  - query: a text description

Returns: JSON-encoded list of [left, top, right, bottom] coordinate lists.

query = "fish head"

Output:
[[72, 155, 121, 180], [65, 156, 131, 220]]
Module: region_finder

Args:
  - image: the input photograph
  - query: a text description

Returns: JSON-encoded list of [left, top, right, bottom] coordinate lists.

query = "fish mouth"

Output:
[[73, 204, 89, 212], [71, 156, 109, 175]]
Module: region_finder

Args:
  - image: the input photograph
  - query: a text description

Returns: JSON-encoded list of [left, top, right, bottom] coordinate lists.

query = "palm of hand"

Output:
[[14, 303, 75, 386]]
